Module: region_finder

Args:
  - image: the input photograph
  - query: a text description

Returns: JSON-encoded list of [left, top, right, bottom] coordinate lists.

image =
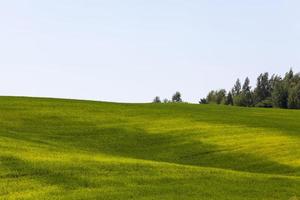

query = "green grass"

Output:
[[0, 96, 300, 200]]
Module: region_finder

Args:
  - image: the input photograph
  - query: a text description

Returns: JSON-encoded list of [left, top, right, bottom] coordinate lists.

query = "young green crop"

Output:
[[0, 96, 299, 199]]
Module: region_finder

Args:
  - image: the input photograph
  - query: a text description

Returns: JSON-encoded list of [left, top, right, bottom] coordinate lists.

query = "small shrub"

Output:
[[153, 96, 161, 103]]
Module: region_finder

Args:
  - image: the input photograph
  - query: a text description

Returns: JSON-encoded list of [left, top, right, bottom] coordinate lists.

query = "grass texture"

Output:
[[0, 96, 299, 199]]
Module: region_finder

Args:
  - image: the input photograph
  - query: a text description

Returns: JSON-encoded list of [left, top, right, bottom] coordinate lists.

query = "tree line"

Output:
[[201, 69, 300, 109], [153, 69, 300, 109], [153, 91, 182, 103]]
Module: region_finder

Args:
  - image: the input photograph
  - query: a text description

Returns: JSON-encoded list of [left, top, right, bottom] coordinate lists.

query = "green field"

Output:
[[0, 96, 299, 200]]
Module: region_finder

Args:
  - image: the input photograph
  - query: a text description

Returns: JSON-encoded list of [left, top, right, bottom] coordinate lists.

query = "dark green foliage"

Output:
[[232, 79, 241, 96], [153, 96, 161, 103], [238, 77, 253, 107], [199, 98, 208, 104], [272, 80, 288, 108], [225, 92, 234, 105], [207, 90, 217, 103], [242, 77, 251, 92], [284, 69, 300, 109], [206, 90, 226, 104], [288, 83, 300, 109], [204, 69, 300, 109], [172, 91, 182, 102], [285, 69, 294, 82], [234, 93, 253, 107], [255, 97, 273, 108], [269, 74, 282, 94], [216, 89, 226, 104], [254, 73, 271, 104], [231, 78, 253, 107], [233, 94, 243, 106]]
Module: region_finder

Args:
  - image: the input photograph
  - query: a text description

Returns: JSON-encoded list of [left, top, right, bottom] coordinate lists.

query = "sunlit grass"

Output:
[[0, 96, 299, 199]]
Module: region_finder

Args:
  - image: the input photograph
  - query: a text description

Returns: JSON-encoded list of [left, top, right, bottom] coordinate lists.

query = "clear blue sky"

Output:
[[0, 0, 299, 103]]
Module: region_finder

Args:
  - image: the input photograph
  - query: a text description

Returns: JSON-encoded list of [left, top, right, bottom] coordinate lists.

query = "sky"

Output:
[[0, 0, 300, 103]]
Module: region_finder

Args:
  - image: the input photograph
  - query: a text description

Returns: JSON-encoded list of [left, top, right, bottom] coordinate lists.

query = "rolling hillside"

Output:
[[0, 96, 299, 200]]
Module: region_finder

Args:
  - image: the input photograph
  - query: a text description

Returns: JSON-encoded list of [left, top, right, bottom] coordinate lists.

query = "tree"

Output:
[[225, 92, 234, 105], [288, 83, 300, 109], [272, 80, 288, 108], [254, 72, 271, 104], [153, 96, 161, 103], [242, 77, 251, 92], [284, 68, 294, 83], [206, 90, 226, 104], [269, 74, 281, 94], [215, 89, 226, 104], [172, 91, 182, 102], [203, 69, 300, 109], [239, 77, 253, 107], [199, 98, 207, 104], [206, 90, 216, 103], [233, 94, 243, 106], [163, 98, 169, 103], [232, 79, 241, 96]]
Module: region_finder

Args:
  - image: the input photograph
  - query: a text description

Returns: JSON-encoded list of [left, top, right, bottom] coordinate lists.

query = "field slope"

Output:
[[0, 96, 300, 200]]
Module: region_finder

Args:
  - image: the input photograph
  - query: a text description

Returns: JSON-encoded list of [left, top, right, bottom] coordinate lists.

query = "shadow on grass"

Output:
[[2, 124, 300, 177], [0, 155, 97, 189]]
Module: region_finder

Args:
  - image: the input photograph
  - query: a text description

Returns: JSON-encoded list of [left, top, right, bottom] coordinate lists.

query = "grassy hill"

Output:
[[0, 96, 299, 200]]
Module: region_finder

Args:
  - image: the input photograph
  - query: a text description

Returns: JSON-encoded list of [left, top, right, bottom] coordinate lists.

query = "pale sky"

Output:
[[0, 0, 299, 103]]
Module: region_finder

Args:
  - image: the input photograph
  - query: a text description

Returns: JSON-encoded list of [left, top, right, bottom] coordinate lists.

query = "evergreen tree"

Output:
[[272, 80, 288, 108], [225, 92, 234, 105], [254, 72, 271, 104], [216, 89, 226, 104], [203, 69, 300, 109], [288, 83, 300, 109], [232, 79, 241, 96], [206, 90, 216, 103], [242, 77, 251, 92], [240, 77, 253, 107], [284, 68, 294, 83], [199, 98, 207, 104], [206, 90, 226, 104], [269, 74, 281, 92]]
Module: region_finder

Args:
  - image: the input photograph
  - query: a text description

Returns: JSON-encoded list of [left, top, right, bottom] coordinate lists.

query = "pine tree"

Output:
[[225, 92, 234, 105], [288, 83, 300, 109], [232, 79, 241, 96], [272, 80, 288, 108], [240, 77, 253, 107], [254, 73, 271, 104]]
